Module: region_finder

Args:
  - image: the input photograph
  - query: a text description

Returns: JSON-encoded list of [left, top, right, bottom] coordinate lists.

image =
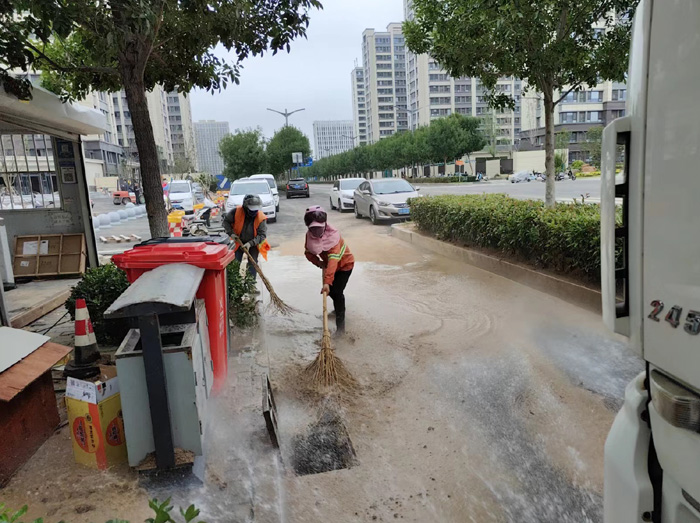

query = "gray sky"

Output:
[[189, 0, 404, 153]]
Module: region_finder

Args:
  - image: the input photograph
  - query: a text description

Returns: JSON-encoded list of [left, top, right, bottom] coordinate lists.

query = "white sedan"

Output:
[[330, 177, 366, 212], [225, 180, 277, 222]]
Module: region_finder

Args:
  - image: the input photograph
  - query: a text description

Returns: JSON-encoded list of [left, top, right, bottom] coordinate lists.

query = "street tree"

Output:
[[583, 126, 604, 167], [426, 115, 467, 176], [0, 0, 322, 236], [219, 129, 267, 182], [266, 126, 311, 178], [457, 115, 488, 175], [404, 0, 636, 206]]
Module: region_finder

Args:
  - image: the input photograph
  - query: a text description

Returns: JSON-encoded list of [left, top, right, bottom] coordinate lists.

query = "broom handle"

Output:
[[231, 234, 273, 291], [322, 270, 329, 335]]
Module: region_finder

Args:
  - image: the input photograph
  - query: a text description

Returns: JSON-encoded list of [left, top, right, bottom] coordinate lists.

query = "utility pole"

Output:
[[267, 107, 305, 127]]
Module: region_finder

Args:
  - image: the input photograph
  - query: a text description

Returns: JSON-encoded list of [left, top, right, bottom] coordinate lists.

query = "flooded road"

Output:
[[1, 187, 641, 522], [224, 189, 642, 522]]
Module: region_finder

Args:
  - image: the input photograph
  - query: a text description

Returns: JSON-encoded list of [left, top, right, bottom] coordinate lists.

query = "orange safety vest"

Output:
[[233, 206, 267, 253]]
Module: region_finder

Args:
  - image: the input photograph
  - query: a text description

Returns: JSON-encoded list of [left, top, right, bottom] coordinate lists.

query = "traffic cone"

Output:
[[64, 298, 101, 379]]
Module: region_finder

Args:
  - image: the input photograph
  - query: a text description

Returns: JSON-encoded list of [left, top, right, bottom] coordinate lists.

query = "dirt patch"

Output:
[[291, 409, 356, 476]]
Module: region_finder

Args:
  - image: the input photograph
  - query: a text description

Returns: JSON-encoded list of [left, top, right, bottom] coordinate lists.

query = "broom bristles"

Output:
[[305, 335, 357, 391], [239, 243, 297, 315]]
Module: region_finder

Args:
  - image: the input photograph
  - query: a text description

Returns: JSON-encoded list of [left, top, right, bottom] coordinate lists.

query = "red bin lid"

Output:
[[113, 240, 236, 271]]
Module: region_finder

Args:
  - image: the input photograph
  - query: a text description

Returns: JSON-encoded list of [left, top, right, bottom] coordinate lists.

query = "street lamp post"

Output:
[[267, 107, 305, 127]]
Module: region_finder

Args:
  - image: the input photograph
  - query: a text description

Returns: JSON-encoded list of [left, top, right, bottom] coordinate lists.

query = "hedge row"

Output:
[[409, 194, 603, 282], [407, 176, 477, 184]]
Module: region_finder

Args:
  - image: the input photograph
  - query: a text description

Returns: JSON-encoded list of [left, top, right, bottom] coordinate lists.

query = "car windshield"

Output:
[[372, 179, 414, 195], [341, 180, 363, 191], [170, 182, 190, 193], [231, 182, 270, 195], [290, 179, 306, 184]]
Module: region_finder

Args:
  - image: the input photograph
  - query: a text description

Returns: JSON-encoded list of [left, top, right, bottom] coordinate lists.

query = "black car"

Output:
[[286, 178, 310, 198]]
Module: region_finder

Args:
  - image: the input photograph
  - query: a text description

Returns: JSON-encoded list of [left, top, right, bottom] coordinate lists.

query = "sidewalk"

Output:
[[5, 278, 77, 329]]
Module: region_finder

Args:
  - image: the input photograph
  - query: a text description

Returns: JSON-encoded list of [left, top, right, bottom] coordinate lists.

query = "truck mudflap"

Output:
[[605, 371, 654, 522]]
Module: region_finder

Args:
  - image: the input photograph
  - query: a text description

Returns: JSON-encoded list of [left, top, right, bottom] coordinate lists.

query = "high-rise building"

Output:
[[313, 121, 355, 159], [519, 82, 627, 162], [351, 67, 368, 146], [167, 92, 198, 172], [362, 24, 408, 143], [403, 0, 521, 152], [194, 120, 230, 176]]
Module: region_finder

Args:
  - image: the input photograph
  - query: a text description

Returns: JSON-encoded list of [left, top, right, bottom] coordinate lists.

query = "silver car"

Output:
[[353, 178, 420, 225], [509, 170, 535, 183]]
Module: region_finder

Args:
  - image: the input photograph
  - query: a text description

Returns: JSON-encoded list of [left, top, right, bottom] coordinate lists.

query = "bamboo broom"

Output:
[[305, 274, 356, 390], [230, 235, 296, 315]]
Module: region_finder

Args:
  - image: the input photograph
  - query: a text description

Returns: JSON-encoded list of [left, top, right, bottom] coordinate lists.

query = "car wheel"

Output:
[[122, 197, 130, 204], [337, 199, 342, 212], [370, 206, 379, 225], [329, 197, 335, 210], [527, 178, 531, 182], [354, 202, 362, 219], [510, 180, 514, 183], [286, 193, 290, 199], [306, 192, 310, 198], [269, 216, 277, 223], [276, 204, 280, 212]]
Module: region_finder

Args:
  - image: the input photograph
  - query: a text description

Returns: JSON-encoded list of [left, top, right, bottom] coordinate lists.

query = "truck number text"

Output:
[[648, 300, 700, 335]]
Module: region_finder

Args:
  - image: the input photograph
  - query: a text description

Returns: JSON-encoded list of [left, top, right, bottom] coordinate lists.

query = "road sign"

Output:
[[305, 157, 313, 167], [292, 152, 303, 164]]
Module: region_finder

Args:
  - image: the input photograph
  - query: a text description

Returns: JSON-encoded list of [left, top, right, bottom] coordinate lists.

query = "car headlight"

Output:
[[376, 200, 392, 207]]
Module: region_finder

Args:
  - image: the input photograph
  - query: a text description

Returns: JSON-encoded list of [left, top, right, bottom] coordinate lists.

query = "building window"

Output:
[[612, 89, 627, 101]]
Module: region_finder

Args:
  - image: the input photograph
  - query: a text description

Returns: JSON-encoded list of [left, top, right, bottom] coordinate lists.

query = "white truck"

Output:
[[601, 0, 700, 521]]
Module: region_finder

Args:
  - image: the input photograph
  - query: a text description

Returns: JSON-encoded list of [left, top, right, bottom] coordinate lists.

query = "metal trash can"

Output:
[[105, 263, 212, 470]]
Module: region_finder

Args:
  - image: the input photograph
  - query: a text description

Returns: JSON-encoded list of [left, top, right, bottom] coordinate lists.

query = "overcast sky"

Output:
[[189, 0, 404, 152]]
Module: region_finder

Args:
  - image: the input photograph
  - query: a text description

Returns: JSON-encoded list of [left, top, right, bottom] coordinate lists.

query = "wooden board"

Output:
[[9, 288, 72, 329], [0, 341, 72, 402], [12, 234, 86, 277]]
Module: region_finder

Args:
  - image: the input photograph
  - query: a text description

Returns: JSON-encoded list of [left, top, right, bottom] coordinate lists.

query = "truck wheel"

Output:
[[122, 197, 130, 205]]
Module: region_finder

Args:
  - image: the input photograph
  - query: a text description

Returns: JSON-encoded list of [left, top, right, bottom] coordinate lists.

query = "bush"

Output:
[[407, 176, 465, 184], [409, 194, 603, 281], [576, 170, 601, 177], [571, 160, 584, 170], [65, 263, 131, 345], [226, 260, 259, 328]]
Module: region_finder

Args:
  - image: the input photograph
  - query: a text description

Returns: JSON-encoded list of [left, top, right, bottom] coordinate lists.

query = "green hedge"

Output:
[[409, 194, 603, 282], [407, 176, 476, 184]]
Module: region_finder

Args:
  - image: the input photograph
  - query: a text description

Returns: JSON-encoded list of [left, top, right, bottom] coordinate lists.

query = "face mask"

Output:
[[246, 207, 258, 218], [309, 226, 325, 238]]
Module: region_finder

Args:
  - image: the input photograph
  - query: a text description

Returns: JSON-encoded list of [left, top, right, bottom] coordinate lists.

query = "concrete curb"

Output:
[[391, 223, 602, 313]]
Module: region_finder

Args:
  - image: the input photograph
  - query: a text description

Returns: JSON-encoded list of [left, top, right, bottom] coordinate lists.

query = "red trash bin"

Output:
[[112, 239, 236, 392]]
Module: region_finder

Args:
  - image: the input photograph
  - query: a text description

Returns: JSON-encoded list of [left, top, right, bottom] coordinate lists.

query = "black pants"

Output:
[[235, 246, 259, 278], [329, 269, 352, 332]]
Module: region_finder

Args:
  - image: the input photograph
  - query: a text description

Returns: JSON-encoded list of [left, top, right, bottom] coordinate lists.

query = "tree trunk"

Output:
[[544, 87, 556, 208], [122, 76, 168, 238]]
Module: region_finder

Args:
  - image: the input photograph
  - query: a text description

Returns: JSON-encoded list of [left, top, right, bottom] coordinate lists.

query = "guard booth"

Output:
[[0, 85, 107, 325]]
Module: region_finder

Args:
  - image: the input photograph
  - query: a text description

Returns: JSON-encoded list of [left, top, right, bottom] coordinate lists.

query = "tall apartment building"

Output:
[[403, 0, 521, 150], [112, 85, 175, 175], [194, 120, 230, 177], [519, 82, 627, 162], [351, 67, 368, 146], [313, 121, 355, 159], [362, 24, 409, 143], [167, 92, 198, 172]]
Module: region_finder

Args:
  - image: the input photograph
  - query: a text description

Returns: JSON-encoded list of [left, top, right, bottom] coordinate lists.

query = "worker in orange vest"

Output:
[[223, 194, 268, 279]]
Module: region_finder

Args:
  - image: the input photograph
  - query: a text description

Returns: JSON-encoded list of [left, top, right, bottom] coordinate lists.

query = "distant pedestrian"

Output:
[[303, 205, 354, 335], [133, 183, 142, 205]]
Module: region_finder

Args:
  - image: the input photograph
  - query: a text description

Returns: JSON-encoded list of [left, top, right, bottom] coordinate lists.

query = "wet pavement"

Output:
[[1, 185, 641, 523]]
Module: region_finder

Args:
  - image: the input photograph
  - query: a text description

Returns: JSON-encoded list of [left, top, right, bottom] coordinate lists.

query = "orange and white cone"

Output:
[[65, 299, 100, 378]]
